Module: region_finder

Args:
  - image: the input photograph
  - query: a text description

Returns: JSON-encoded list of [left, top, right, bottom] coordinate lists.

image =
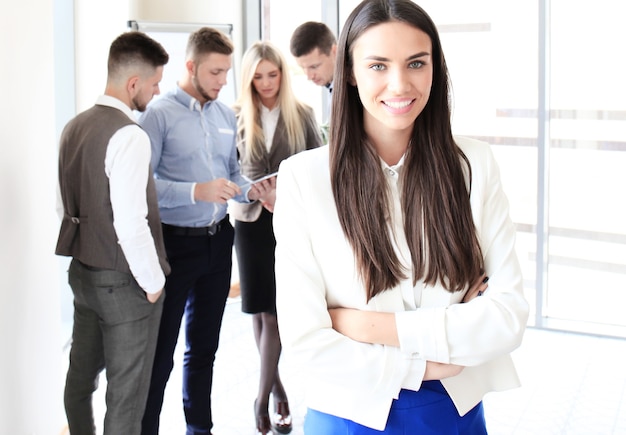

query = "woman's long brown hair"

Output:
[[330, 0, 484, 301]]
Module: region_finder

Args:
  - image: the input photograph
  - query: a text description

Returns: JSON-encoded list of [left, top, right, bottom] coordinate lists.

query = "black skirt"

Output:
[[234, 208, 276, 314]]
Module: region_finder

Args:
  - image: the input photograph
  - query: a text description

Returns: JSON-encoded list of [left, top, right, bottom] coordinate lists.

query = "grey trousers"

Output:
[[64, 259, 164, 435]]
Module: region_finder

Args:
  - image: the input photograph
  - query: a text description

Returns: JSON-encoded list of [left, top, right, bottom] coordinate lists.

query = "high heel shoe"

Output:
[[254, 399, 272, 435], [272, 400, 292, 434]]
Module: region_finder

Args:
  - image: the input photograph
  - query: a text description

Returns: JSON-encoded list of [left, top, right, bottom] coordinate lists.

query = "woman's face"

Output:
[[351, 20, 433, 138], [252, 59, 282, 108]]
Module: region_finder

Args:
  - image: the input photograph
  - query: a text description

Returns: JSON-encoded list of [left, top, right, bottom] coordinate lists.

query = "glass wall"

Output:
[[282, 0, 626, 337], [545, 0, 626, 335], [267, 0, 324, 122], [413, 0, 542, 326]]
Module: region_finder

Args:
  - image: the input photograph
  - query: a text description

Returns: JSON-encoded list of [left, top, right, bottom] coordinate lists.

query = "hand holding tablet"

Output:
[[239, 172, 278, 188]]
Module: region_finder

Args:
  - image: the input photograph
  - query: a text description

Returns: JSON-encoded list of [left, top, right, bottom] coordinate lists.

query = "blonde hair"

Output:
[[236, 41, 310, 163]]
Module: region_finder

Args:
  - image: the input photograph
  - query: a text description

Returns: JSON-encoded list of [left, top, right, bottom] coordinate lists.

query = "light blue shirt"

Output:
[[140, 86, 250, 227]]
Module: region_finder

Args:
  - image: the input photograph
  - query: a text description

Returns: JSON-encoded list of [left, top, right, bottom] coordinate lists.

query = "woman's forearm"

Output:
[[329, 308, 468, 382], [329, 275, 488, 347], [329, 308, 399, 346]]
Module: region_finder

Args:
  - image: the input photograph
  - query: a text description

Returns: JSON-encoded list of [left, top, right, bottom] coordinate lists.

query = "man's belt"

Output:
[[161, 215, 228, 237]]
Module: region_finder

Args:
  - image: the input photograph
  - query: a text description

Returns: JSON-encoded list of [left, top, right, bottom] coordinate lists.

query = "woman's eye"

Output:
[[409, 61, 424, 69], [370, 64, 385, 71]]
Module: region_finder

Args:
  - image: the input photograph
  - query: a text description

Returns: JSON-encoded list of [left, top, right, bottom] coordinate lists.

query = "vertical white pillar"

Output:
[[0, 0, 63, 433]]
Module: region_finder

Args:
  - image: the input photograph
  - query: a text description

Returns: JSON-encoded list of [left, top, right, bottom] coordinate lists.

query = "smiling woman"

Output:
[[350, 20, 434, 165], [273, 1, 529, 433]]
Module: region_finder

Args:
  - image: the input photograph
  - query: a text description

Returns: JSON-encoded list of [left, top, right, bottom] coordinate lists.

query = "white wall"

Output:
[[0, 0, 64, 432], [129, 0, 244, 60], [73, 0, 133, 112], [73, 0, 244, 112]]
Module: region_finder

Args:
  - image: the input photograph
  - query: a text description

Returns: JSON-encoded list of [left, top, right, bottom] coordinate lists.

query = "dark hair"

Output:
[[290, 21, 336, 57], [108, 31, 169, 78], [186, 27, 234, 62], [330, 0, 483, 301]]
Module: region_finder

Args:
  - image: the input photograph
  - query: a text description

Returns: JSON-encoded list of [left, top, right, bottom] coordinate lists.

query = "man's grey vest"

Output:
[[55, 104, 170, 277]]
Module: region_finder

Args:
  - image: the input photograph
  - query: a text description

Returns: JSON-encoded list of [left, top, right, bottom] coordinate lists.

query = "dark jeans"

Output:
[[64, 259, 163, 435], [142, 221, 234, 435]]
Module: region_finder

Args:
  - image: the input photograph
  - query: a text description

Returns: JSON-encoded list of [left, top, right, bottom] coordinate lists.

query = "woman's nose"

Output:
[[387, 68, 410, 94]]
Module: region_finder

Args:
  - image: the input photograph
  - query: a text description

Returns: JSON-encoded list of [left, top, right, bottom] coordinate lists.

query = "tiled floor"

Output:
[[80, 296, 626, 434]]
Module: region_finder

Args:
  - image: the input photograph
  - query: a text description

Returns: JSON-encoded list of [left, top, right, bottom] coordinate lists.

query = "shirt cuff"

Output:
[[243, 185, 254, 203], [395, 307, 449, 362], [143, 274, 166, 294], [190, 182, 197, 204], [402, 358, 426, 391]]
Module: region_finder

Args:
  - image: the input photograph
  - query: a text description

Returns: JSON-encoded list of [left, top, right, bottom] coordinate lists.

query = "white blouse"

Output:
[[261, 104, 280, 153]]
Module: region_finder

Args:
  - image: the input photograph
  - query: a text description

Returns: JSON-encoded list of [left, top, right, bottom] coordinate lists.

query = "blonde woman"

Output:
[[231, 40, 322, 435]]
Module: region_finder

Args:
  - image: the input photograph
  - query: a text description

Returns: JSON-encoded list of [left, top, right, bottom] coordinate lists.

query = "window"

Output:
[[274, 0, 626, 337], [418, 0, 626, 336], [267, 0, 325, 123]]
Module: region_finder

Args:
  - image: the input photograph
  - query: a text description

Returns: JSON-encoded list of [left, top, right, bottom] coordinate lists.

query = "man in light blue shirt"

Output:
[[143, 84, 246, 227], [139, 27, 273, 435]]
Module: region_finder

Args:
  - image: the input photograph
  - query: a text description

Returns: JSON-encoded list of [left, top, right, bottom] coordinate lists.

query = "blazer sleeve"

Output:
[[274, 151, 414, 407], [394, 138, 529, 366]]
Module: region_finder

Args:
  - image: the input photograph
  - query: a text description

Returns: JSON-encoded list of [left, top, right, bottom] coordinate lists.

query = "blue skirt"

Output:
[[304, 381, 487, 434]]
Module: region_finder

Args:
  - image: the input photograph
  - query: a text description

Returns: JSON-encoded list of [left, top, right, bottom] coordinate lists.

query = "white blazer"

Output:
[[273, 137, 529, 430]]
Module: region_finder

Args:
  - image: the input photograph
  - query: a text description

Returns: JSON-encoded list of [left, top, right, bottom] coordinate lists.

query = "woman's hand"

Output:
[[248, 176, 276, 201], [423, 361, 464, 380], [462, 273, 489, 303], [260, 186, 276, 212]]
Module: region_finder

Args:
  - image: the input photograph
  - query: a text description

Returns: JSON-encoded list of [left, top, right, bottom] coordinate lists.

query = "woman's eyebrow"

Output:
[[363, 51, 430, 62], [407, 51, 430, 61]]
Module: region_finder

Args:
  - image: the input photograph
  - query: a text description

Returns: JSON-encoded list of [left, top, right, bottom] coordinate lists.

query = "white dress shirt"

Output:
[[99, 95, 165, 294], [273, 136, 529, 430]]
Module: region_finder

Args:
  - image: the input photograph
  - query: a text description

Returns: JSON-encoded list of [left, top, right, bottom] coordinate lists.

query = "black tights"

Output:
[[252, 312, 287, 415]]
